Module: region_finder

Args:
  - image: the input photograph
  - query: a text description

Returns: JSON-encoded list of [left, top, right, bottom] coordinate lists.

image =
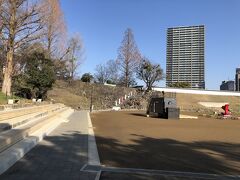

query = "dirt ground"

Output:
[[91, 110, 240, 176], [100, 171, 207, 180]]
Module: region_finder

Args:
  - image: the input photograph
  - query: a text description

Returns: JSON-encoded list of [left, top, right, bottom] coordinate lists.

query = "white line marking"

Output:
[[87, 112, 100, 166], [80, 164, 87, 171], [94, 170, 102, 180], [82, 165, 240, 179], [101, 166, 240, 179]]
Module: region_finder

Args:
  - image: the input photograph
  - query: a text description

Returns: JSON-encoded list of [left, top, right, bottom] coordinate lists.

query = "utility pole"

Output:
[[90, 86, 93, 112]]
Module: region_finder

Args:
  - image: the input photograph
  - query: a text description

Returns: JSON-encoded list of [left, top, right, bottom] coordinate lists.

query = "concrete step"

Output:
[[0, 106, 70, 153], [0, 107, 74, 175], [0, 104, 65, 132], [0, 104, 56, 121]]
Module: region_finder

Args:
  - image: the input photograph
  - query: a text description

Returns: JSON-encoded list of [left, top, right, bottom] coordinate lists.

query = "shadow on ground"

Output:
[[129, 112, 164, 119], [129, 112, 147, 117], [95, 134, 240, 176], [0, 123, 11, 132], [0, 112, 96, 180], [0, 133, 95, 180], [100, 171, 209, 180]]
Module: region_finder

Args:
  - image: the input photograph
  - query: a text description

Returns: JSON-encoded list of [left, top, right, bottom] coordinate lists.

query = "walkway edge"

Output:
[[0, 136, 38, 175], [0, 109, 74, 175], [87, 112, 100, 166]]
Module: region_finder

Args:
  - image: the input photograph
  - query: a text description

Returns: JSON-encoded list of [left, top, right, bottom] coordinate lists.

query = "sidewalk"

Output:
[[0, 111, 97, 180]]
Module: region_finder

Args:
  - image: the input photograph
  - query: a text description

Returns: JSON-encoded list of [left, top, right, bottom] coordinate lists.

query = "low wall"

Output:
[[152, 87, 240, 97], [0, 102, 51, 111]]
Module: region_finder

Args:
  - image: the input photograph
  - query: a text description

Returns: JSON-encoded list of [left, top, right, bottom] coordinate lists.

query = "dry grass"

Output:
[[177, 93, 240, 113], [48, 87, 89, 109], [48, 80, 136, 110], [48, 80, 240, 113]]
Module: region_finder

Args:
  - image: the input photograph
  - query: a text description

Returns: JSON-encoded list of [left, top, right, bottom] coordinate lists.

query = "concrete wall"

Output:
[[152, 87, 240, 97]]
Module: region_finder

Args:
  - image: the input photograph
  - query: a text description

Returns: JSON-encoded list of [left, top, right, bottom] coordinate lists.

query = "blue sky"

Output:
[[61, 0, 240, 90]]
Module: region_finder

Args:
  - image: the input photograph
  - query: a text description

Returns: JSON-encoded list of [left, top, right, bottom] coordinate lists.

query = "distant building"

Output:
[[166, 25, 205, 89], [236, 68, 240, 91], [220, 81, 234, 91], [132, 85, 144, 91], [104, 82, 116, 87]]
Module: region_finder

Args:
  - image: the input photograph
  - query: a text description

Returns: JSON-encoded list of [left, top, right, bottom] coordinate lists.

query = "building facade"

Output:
[[166, 25, 205, 89], [220, 80, 235, 91], [235, 68, 240, 91]]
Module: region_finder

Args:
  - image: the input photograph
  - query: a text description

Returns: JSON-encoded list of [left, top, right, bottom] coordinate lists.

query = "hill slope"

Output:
[[48, 80, 137, 110], [48, 80, 240, 114]]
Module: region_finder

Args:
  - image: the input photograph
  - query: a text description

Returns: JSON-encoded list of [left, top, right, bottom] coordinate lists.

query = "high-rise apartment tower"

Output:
[[220, 80, 235, 91], [235, 68, 240, 91], [166, 25, 205, 89]]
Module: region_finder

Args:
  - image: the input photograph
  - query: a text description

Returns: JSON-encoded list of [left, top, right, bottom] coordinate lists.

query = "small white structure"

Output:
[[32, 98, 36, 102], [112, 106, 121, 111], [152, 87, 240, 97], [37, 99, 42, 103], [104, 82, 116, 87], [198, 102, 228, 108], [7, 99, 14, 105], [180, 114, 198, 119]]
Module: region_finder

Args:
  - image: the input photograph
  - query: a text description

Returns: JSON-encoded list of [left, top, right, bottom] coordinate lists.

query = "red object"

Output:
[[222, 104, 230, 115]]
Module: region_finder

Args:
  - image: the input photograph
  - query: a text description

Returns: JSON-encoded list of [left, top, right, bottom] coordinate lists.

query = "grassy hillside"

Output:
[[48, 80, 137, 110], [0, 92, 31, 105], [0, 92, 8, 104], [48, 80, 240, 114], [177, 93, 240, 113]]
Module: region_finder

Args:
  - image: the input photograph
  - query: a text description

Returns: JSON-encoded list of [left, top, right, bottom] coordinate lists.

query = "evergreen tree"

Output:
[[137, 58, 163, 90], [13, 52, 55, 99], [81, 73, 93, 83]]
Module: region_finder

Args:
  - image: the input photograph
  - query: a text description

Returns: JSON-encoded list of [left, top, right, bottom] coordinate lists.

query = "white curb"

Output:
[[87, 112, 100, 166]]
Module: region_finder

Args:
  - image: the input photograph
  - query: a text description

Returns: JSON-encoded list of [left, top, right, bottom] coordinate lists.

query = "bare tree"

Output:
[[0, 0, 3, 35], [66, 34, 84, 80], [106, 59, 119, 84], [94, 63, 109, 84], [0, 0, 7, 55], [117, 28, 141, 87], [137, 57, 163, 90], [0, 0, 4, 83], [168, 82, 191, 88], [94, 59, 119, 84], [0, 0, 4, 63], [40, 0, 66, 58], [1, 0, 43, 95]]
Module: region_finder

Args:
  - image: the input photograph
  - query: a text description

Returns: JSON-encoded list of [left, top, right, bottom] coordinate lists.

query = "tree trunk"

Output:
[[125, 58, 129, 87], [125, 70, 128, 87], [2, 0, 16, 96], [71, 53, 74, 80], [47, 23, 53, 58], [2, 48, 14, 96]]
